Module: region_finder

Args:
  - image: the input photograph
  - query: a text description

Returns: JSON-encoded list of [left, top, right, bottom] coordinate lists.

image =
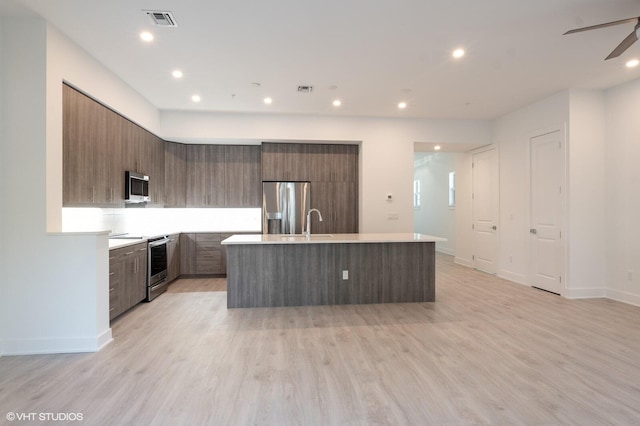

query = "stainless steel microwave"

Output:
[[125, 171, 149, 203]]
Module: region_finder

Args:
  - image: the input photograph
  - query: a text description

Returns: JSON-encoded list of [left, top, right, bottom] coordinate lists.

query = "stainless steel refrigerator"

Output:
[[263, 182, 310, 234]]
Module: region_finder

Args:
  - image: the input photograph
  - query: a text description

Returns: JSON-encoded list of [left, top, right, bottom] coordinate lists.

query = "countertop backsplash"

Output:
[[62, 207, 262, 235]]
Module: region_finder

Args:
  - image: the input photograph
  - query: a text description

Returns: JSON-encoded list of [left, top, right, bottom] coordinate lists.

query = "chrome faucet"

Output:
[[305, 209, 323, 237]]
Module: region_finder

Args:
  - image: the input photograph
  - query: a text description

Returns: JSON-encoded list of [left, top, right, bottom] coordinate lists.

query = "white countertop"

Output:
[[221, 233, 446, 245], [109, 238, 148, 250]]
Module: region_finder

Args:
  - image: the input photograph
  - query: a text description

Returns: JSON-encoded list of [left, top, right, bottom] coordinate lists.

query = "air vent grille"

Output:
[[297, 85, 314, 93], [144, 10, 178, 27]]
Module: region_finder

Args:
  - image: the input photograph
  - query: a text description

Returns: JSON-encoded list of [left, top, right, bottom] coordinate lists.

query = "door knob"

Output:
[[530, 228, 537, 234], [492, 225, 497, 230]]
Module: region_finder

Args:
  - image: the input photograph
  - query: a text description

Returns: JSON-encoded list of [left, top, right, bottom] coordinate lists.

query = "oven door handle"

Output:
[[149, 276, 168, 291], [148, 237, 169, 248]]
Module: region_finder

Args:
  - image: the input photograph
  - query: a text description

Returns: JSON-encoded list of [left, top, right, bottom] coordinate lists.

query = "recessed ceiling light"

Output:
[[452, 48, 465, 59], [434, 145, 441, 151], [626, 59, 639, 68], [140, 31, 154, 42], [333, 100, 342, 107], [398, 102, 407, 109], [172, 70, 183, 79], [263, 97, 273, 105], [191, 94, 201, 102]]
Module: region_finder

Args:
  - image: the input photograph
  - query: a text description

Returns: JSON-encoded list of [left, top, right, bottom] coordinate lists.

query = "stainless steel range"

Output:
[[147, 235, 169, 301]]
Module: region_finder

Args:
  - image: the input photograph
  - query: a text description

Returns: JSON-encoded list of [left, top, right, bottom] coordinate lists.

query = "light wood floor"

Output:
[[2, 254, 640, 425]]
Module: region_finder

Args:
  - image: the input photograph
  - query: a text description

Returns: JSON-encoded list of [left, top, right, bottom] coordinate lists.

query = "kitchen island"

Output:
[[222, 233, 445, 308]]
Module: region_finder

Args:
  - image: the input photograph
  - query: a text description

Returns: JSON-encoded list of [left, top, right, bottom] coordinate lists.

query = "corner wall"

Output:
[[0, 18, 122, 355], [492, 91, 570, 286], [0, 17, 6, 355], [605, 78, 640, 306], [566, 90, 606, 297]]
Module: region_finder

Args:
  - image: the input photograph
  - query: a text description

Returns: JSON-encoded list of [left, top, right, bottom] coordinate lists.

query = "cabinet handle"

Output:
[[138, 248, 146, 252], [109, 272, 115, 276], [109, 287, 115, 292], [109, 307, 114, 312], [125, 251, 134, 256]]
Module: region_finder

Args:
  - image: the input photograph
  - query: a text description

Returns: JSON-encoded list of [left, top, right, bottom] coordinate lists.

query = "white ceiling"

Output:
[[2, 0, 640, 120]]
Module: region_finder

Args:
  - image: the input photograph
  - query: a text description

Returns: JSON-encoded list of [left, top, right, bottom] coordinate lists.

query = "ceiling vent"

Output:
[[143, 10, 178, 27], [297, 85, 313, 93]]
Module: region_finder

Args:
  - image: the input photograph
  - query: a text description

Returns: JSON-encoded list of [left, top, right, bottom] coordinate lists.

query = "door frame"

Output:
[[527, 124, 568, 295], [470, 144, 500, 274]]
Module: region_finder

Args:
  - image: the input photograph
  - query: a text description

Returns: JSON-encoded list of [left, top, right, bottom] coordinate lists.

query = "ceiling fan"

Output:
[[564, 16, 640, 60]]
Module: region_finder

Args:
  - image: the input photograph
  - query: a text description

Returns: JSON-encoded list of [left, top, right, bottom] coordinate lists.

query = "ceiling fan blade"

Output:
[[564, 16, 639, 35], [605, 28, 639, 60]]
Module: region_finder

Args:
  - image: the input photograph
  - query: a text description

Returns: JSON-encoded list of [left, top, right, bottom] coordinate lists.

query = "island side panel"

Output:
[[381, 242, 435, 303], [335, 242, 435, 305], [226, 241, 435, 308], [226, 244, 337, 308]]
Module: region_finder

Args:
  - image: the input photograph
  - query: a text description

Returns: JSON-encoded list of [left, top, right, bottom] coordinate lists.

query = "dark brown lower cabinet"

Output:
[[180, 233, 224, 275], [166, 234, 180, 282], [109, 242, 148, 321]]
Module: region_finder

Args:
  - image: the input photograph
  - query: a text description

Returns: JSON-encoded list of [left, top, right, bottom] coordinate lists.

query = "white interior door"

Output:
[[530, 130, 563, 294], [472, 148, 498, 274]]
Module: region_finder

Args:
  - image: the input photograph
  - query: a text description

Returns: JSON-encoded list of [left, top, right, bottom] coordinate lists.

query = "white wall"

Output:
[[0, 17, 6, 355], [605, 78, 640, 306], [0, 18, 112, 355], [492, 91, 569, 286], [491, 89, 610, 298], [414, 152, 457, 254], [161, 111, 493, 233], [454, 153, 473, 267], [567, 90, 606, 297]]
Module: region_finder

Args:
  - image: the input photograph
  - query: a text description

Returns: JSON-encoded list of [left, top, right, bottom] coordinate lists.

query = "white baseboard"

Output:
[[604, 288, 640, 307], [1, 328, 112, 356], [498, 270, 528, 286], [454, 257, 473, 268], [436, 247, 455, 256], [563, 287, 607, 299]]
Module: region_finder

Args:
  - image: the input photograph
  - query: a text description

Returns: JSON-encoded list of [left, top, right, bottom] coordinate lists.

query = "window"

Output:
[[413, 179, 421, 209], [448, 172, 456, 207]]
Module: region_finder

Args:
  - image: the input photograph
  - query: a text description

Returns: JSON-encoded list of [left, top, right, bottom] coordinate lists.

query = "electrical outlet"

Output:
[[509, 255, 513, 264], [387, 212, 399, 220], [342, 270, 349, 280], [628, 271, 633, 281]]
